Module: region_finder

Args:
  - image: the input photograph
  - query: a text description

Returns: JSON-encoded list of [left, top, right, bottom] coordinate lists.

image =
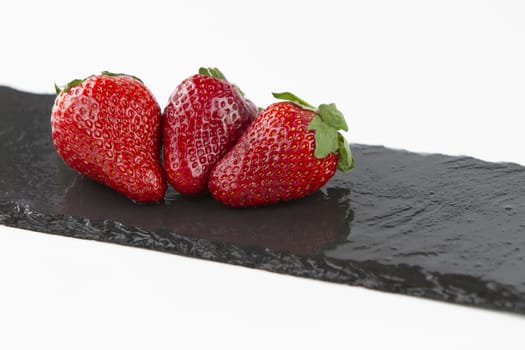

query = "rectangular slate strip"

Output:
[[1, 86, 524, 314]]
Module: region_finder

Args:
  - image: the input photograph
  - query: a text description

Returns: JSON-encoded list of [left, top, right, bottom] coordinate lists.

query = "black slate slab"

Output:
[[1, 86, 524, 314]]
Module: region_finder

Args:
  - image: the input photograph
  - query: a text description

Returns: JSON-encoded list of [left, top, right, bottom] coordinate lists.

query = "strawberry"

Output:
[[208, 92, 354, 207], [51, 71, 166, 203], [162, 67, 258, 195]]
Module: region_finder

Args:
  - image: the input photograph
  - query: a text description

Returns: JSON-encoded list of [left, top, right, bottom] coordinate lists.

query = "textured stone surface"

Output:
[[1, 86, 524, 314]]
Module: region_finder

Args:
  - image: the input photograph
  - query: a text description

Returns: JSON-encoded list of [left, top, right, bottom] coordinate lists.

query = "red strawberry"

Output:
[[208, 92, 354, 207], [162, 67, 258, 195], [51, 71, 166, 203]]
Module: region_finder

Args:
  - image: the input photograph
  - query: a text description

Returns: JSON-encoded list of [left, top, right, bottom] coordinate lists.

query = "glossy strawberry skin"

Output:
[[208, 102, 338, 207], [162, 74, 257, 195], [51, 74, 166, 203]]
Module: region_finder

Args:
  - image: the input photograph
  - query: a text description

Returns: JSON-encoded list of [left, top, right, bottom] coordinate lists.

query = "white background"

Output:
[[1, 1, 524, 349]]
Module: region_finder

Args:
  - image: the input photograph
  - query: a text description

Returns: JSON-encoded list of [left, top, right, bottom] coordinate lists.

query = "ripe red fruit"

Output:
[[208, 92, 354, 207], [51, 72, 166, 203], [162, 67, 258, 195]]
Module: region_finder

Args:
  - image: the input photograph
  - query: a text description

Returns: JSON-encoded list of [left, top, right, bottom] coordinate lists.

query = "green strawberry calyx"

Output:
[[199, 67, 246, 97], [272, 92, 355, 172], [54, 71, 143, 95], [199, 67, 227, 80]]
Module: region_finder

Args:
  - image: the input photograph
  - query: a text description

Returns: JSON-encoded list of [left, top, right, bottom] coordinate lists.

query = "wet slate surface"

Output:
[[1, 86, 525, 314]]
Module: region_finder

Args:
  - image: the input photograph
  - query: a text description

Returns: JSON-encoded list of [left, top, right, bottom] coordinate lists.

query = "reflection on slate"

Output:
[[1, 86, 524, 314], [59, 176, 353, 256]]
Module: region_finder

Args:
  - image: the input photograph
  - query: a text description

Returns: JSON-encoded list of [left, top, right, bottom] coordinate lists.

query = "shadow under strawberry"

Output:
[[58, 175, 353, 256]]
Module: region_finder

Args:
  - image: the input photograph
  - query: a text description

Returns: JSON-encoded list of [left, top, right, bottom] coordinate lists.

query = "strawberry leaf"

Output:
[[56, 71, 143, 94], [318, 103, 348, 131], [307, 116, 339, 158], [272, 92, 316, 111], [101, 71, 143, 83], [272, 91, 355, 172], [56, 78, 84, 94], [199, 67, 246, 97], [337, 133, 354, 171], [199, 67, 227, 80]]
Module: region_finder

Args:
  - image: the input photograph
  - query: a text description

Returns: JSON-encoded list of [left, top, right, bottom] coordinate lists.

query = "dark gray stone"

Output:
[[1, 86, 524, 314]]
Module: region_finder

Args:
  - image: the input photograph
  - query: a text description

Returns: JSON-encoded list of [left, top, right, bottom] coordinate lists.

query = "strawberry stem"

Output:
[[272, 91, 354, 172]]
